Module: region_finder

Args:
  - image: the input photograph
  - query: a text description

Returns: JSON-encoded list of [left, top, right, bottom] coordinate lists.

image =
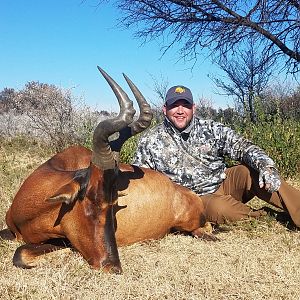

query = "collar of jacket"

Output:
[[163, 117, 195, 141]]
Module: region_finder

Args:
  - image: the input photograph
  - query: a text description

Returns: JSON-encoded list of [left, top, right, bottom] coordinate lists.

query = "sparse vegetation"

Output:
[[1, 139, 300, 299], [0, 82, 109, 151], [1, 80, 300, 299]]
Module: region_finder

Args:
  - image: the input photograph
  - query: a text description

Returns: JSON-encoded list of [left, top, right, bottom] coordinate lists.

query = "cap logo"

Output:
[[175, 87, 185, 94]]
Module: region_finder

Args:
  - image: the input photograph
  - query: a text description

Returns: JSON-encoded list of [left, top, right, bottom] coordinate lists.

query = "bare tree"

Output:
[[216, 107, 240, 126], [0, 88, 16, 113], [0, 82, 109, 150], [261, 82, 300, 120], [115, 0, 300, 73], [195, 96, 218, 119], [11, 82, 77, 150], [210, 38, 273, 122], [148, 73, 169, 122]]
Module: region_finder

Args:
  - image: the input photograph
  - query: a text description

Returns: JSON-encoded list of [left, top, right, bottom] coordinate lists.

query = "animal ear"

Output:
[[46, 167, 91, 204], [46, 181, 81, 204]]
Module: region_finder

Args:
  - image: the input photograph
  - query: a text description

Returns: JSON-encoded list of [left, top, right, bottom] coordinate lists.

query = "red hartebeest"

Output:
[[0, 67, 214, 274]]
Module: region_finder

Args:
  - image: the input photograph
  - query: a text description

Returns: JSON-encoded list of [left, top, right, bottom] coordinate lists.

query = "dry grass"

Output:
[[1, 138, 300, 300]]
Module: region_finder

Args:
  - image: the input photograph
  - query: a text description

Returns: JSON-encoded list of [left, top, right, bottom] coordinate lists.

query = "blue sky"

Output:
[[1, 0, 233, 112]]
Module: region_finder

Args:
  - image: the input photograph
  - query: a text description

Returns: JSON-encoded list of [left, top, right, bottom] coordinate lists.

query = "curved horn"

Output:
[[123, 74, 153, 135], [109, 75, 153, 155], [92, 67, 136, 170]]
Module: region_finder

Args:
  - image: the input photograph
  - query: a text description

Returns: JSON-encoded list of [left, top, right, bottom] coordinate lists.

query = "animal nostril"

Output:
[[102, 261, 123, 274], [110, 265, 123, 275], [105, 264, 123, 275]]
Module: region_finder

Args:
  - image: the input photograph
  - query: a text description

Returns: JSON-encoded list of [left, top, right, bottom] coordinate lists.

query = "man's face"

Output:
[[163, 99, 195, 131]]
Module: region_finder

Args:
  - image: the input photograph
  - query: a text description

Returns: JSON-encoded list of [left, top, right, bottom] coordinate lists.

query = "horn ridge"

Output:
[[97, 66, 135, 123], [92, 67, 136, 170], [122, 73, 153, 135]]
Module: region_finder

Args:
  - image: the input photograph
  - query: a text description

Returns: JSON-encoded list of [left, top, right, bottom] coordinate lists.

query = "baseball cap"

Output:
[[165, 85, 193, 106]]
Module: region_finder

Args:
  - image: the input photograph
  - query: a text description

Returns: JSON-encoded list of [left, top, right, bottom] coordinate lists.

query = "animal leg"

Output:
[[192, 222, 219, 241], [13, 240, 68, 269], [0, 228, 16, 240]]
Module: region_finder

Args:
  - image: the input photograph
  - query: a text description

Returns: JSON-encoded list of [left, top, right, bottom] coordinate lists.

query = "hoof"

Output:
[[0, 228, 16, 240], [249, 209, 267, 218], [192, 222, 219, 241], [198, 232, 220, 242], [13, 245, 36, 269]]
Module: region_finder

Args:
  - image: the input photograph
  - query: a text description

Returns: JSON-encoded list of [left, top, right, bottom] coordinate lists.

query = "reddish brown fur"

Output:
[[5, 146, 121, 271], [3, 145, 212, 270], [115, 164, 209, 245]]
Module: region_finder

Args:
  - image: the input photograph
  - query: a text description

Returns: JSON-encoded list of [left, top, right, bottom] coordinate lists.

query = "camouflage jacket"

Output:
[[133, 117, 279, 195]]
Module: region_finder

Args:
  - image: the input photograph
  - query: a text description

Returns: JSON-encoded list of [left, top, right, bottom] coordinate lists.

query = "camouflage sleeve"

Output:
[[132, 135, 155, 169], [218, 124, 275, 169], [219, 124, 281, 192]]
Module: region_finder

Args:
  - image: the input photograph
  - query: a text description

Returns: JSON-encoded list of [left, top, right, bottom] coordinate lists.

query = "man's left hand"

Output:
[[259, 166, 281, 193]]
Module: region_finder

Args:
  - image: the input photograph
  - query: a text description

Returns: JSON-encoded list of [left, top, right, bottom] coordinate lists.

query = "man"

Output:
[[133, 85, 300, 227]]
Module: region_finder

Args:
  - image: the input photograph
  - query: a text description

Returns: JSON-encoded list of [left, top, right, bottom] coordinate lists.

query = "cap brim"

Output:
[[165, 96, 193, 106]]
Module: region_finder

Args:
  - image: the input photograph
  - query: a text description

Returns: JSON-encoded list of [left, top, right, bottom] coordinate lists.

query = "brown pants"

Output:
[[201, 165, 300, 227]]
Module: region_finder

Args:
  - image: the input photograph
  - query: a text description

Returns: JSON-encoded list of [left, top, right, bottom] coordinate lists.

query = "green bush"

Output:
[[119, 135, 140, 164], [234, 98, 300, 179], [119, 118, 160, 164]]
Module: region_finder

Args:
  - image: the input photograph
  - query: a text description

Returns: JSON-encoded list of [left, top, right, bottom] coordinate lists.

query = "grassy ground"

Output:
[[1, 138, 300, 300]]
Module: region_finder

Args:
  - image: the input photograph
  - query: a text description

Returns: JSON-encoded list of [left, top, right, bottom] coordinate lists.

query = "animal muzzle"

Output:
[[102, 205, 122, 274]]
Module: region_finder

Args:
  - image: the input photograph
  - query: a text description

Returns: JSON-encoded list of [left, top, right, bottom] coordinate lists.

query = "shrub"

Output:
[[119, 135, 140, 164], [0, 82, 111, 152], [235, 99, 300, 179]]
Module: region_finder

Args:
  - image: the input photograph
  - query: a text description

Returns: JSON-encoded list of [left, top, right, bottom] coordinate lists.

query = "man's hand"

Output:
[[259, 166, 281, 193]]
